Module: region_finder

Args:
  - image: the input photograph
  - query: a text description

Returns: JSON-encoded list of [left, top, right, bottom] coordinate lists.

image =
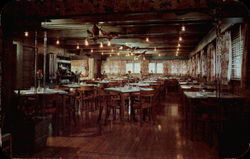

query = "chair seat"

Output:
[[141, 103, 152, 108], [43, 108, 57, 114]]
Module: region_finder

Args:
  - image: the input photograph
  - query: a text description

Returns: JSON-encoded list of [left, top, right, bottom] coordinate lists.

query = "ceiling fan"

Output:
[[86, 24, 119, 42]]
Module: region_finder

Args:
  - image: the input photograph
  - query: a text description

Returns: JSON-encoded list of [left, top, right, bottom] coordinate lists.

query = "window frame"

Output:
[[148, 62, 164, 74], [126, 62, 141, 73], [231, 24, 243, 80]]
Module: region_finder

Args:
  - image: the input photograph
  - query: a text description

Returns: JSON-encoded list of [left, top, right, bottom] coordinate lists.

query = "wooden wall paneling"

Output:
[[22, 46, 34, 89], [1, 34, 16, 134], [242, 23, 250, 89]]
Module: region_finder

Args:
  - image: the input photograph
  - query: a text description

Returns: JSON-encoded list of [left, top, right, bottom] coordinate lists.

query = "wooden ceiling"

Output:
[[1, 0, 249, 58], [41, 11, 214, 57]]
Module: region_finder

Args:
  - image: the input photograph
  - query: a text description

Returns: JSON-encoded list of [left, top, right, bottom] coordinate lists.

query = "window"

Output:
[[148, 63, 155, 73], [231, 25, 243, 79], [126, 62, 141, 73], [148, 62, 163, 74], [103, 60, 121, 74], [156, 63, 163, 73]]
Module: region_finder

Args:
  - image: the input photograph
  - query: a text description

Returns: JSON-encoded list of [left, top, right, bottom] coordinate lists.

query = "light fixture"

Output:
[[177, 43, 181, 47], [179, 37, 183, 41], [146, 37, 149, 42], [85, 39, 89, 46], [158, 53, 161, 56], [111, 49, 114, 52], [117, 52, 120, 55], [101, 52, 104, 55], [119, 46, 123, 50], [154, 47, 157, 51], [177, 48, 180, 51], [107, 40, 111, 46], [181, 25, 185, 32], [109, 53, 112, 57], [99, 30, 103, 36], [91, 49, 93, 53], [56, 39, 60, 45], [76, 43, 80, 49], [100, 42, 103, 48], [24, 31, 29, 37]]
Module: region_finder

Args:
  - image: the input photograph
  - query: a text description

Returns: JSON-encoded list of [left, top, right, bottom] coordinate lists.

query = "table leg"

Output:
[[120, 93, 125, 121]]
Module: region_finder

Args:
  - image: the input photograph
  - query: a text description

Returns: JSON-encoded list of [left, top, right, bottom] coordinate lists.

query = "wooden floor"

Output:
[[14, 92, 219, 159]]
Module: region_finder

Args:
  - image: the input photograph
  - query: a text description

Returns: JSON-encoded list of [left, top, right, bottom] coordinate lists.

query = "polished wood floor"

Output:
[[15, 92, 219, 159]]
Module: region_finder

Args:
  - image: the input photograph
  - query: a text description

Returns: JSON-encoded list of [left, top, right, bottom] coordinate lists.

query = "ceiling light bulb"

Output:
[[181, 26, 185, 32], [111, 49, 114, 52], [146, 37, 149, 42], [110, 54, 112, 57], [177, 48, 180, 51], [117, 52, 120, 55], [56, 39, 60, 45], [85, 39, 89, 46], [99, 30, 103, 36], [158, 53, 161, 56], [76, 45, 80, 50], [179, 37, 182, 41], [100, 42, 103, 48], [119, 46, 123, 50], [178, 43, 181, 47], [107, 40, 111, 46], [154, 47, 157, 51], [101, 52, 104, 55], [91, 49, 93, 53], [24, 31, 29, 37]]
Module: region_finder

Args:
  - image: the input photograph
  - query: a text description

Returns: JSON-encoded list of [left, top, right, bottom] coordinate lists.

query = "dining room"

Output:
[[1, 0, 250, 159]]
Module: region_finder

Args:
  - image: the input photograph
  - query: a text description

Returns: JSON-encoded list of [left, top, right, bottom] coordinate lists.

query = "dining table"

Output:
[[61, 83, 97, 88], [14, 88, 69, 117], [15, 88, 68, 96], [183, 90, 246, 123], [104, 86, 154, 121], [128, 82, 150, 87]]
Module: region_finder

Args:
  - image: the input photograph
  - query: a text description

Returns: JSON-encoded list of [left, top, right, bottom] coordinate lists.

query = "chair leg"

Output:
[[113, 108, 116, 120], [140, 109, 143, 126], [105, 106, 111, 124], [97, 105, 104, 123]]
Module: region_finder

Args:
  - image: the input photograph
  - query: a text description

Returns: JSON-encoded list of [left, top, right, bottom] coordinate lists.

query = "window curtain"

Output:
[[216, 37, 222, 80], [196, 53, 201, 77], [164, 60, 188, 76], [207, 43, 216, 81], [216, 31, 232, 83], [201, 49, 207, 78], [102, 60, 126, 75]]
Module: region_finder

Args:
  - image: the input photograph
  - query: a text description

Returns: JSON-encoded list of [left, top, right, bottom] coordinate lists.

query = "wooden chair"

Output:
[[105, 91, 122, 122], [131, 90, 155, 125], [190, 99, 222, 146], [64, 89, 80, 126], [96, 87, 109, 123], [81, 86, 96, 121], [1, 133, 12, 158]]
